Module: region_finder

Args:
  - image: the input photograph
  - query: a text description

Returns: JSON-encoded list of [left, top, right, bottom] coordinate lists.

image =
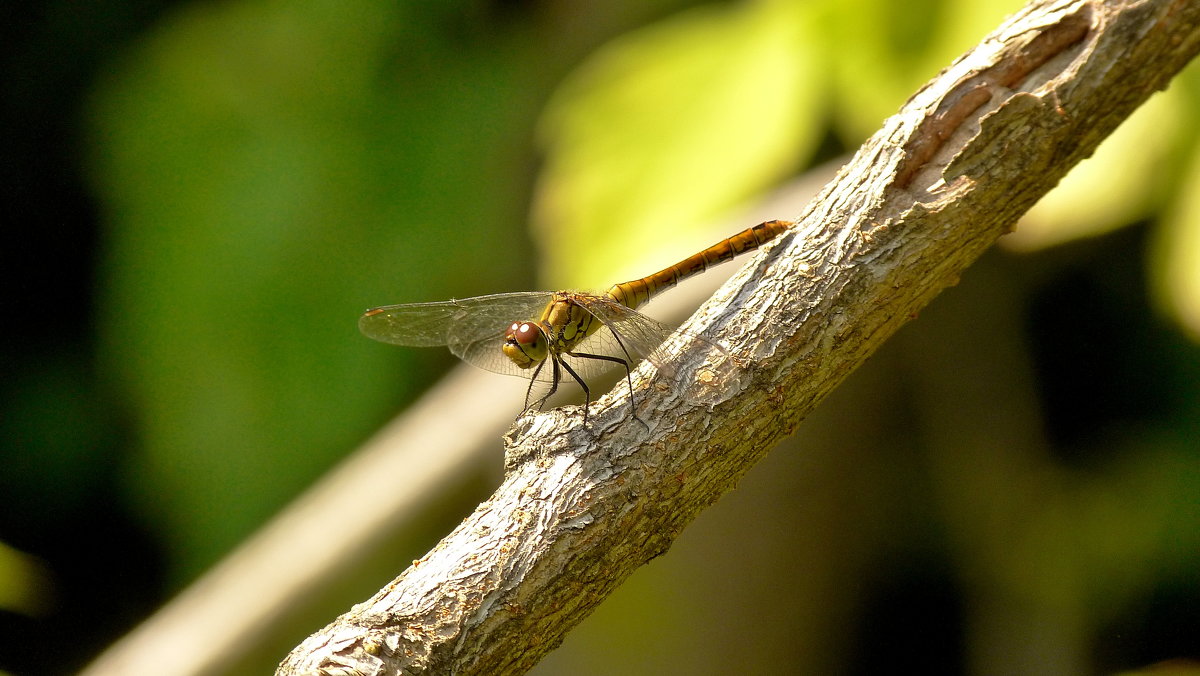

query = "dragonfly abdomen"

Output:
[[606, 219, 793, 310]]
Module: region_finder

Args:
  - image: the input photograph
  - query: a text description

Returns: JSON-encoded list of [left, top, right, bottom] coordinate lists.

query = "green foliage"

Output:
[[87, 0, 546, 576], [1153, 123, 1200, 342], [1015, 66, 1200, 347], [533, 0, 824, 287], [30, 0, 1198, 670]]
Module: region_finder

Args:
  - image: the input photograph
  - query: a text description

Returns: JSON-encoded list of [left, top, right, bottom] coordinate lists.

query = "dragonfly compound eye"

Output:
[[502, 322, 547, 368]]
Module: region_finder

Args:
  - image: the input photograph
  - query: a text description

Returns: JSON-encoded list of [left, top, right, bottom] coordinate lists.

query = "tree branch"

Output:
[[278, 1, 1200, 674]]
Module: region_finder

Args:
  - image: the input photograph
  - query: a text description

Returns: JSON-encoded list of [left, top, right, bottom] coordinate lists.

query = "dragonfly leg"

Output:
[[599, 324, 640, 411], [523, 359, 549, 412], [528, 357, 561, 413], [555, 354, 592, 425], [567, 351, 647, 430]]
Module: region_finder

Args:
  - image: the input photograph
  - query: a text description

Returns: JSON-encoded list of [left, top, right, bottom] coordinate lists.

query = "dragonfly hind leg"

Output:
[[566, 351, 647, 430]]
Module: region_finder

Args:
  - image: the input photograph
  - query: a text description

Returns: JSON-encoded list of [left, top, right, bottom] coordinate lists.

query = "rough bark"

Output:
[[278, 1, 1200, 674]]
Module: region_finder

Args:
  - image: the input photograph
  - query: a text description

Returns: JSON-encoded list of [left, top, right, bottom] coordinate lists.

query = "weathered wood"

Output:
[[278, 1, 1200, 674]]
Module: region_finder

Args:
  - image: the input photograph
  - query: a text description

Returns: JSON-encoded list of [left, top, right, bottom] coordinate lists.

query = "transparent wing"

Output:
[[359, 291, 555, 376], [571, 293, 737, 386], [567, 293, 676, 367], [360, 290, 719, 385]]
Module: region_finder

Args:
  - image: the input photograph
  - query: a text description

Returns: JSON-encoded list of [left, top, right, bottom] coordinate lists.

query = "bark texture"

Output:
[[278, 1, 1200, 674]]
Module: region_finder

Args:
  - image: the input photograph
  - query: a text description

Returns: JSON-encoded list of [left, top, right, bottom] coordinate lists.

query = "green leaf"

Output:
[[532, 0, 824, 289], [821, 0, 1024, 140], [1152, 138, 1200, 342]]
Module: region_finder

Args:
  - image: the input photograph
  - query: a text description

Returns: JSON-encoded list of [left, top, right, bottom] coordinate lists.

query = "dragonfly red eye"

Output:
[[503, 321, 547, 368], [509, 323, 540, 346]]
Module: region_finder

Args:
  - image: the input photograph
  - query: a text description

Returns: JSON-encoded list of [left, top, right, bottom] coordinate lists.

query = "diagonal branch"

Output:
[[278, 1, 1200, 674]]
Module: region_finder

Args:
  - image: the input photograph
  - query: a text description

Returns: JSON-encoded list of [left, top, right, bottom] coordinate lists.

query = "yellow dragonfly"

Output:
[[360, 219, 793, 422]]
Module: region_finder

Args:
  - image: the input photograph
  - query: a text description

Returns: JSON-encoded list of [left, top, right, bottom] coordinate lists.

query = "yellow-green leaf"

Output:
[[532, 0, 824, 289], [1152, 140, 1200, 342]]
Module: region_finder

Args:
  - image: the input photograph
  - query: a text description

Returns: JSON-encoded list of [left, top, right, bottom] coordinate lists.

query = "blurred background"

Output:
[[2, 0, 1199, 674]]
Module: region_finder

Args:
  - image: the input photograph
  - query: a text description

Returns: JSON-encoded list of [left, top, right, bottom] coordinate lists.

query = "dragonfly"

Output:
[[360, 219, 793, 423]]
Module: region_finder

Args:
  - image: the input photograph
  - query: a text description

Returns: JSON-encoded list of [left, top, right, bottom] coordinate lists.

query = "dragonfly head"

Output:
[[503, 321, 548, 369]]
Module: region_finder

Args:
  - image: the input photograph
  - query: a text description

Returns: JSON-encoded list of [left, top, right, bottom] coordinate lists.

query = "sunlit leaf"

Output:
[[822, 0, 1024, 141], [1152, 141, 1200, 342], [0, 541, 51, 617], [532, 0, 824, 289]]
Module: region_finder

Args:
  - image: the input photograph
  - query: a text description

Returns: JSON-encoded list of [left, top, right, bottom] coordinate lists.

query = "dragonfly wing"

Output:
[[359, 292, 553, 346], [567, 295, 678, 371], [361, 291, 558, 378], [570, 293, 734, 384], [359, 300, 461, 346]]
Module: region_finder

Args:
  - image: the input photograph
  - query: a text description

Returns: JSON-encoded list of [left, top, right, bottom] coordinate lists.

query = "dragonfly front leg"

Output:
[[555, 355, 592, 425], [524, 358, 550, 412]]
